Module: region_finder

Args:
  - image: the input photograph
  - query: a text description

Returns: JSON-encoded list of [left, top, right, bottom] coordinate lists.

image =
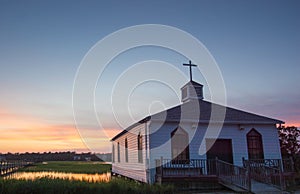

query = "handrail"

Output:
[[155, 158, 216, 177], [155, 157, 292, 192], [242, 158, 294, 173], [243, 159, 281, 168], [243, 159, 286, 190], [216, 159, 251, 191]]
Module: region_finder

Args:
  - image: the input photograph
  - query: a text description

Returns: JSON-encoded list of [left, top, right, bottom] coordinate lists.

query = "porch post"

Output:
[[246, 160, 251, 191], [160, 156, 163, 178], [279, 159, 285, 190], [215, 157, 219, 176]]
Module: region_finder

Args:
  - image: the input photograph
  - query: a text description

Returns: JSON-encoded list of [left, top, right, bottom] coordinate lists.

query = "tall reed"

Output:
[[0, 178, 174, 194]]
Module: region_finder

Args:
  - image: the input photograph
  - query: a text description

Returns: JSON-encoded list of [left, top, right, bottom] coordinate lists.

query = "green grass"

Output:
[[19, 161, 111, 174], [7, 161, 175, 193], [0, 178, 174, 194]]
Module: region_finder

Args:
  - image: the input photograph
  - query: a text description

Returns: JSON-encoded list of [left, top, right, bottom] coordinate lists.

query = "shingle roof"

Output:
[[151, 100, 284, 124], [111, 99, 284, 141]]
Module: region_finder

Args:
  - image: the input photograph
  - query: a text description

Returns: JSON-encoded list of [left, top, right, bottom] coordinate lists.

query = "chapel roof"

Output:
[[151, 99, 284, 124], [111, 99, 284, 141]]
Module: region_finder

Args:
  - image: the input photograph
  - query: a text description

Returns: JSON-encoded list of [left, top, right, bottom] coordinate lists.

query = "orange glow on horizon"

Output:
[[283, 122, 300, 128], [0, 109, 119, 153]]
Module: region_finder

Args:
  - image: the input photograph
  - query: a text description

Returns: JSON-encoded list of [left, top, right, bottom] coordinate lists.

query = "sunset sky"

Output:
[[0, 0, 299, 153]]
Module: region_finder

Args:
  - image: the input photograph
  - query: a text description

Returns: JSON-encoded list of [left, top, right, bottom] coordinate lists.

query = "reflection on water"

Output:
[[6, 171, 111, 183]]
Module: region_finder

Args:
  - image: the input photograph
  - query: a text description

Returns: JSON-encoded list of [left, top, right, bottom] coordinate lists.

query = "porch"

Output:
[[155, 157, 295, 193]]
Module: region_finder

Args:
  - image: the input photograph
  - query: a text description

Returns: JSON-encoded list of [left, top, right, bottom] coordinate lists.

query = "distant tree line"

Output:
[[0, 151, 112, 162]]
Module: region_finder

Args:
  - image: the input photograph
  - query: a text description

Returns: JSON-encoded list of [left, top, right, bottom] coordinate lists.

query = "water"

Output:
[[5, 171, 111, 183]]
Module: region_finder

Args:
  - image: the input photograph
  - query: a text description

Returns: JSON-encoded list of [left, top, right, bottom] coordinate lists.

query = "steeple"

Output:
[[181, 61, 204, 102]]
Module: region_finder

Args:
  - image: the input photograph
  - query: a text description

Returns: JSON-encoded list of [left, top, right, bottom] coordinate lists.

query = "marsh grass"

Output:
[[4, 161, 174, 193], [0, 177, 174, 194], [19, 161, 111, 174]]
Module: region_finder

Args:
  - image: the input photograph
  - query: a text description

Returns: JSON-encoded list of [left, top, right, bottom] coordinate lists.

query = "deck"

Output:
[[155, 158, 295, 193], [0, 160, 31, 176]]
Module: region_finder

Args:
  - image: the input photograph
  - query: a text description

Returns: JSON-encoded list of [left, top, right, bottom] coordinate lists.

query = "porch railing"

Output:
[[242, 158, 289, 190], [155, 158, 216, 177], [216, 159, 251, 191], [155, 157, 294, 192], [242, 158, 294, 173]]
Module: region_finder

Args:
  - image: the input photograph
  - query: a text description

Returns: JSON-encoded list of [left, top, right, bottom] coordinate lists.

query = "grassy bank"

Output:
[[6, 161, 174, 193], [19, 161, 111, 174], [0, 178, 174, 194]]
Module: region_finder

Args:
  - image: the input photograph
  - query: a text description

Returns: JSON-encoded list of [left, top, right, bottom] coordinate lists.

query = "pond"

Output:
[[5, 171, 111, 183]]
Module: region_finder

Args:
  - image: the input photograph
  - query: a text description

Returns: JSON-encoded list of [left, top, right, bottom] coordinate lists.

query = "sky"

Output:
[[0, 0, 299, 153]]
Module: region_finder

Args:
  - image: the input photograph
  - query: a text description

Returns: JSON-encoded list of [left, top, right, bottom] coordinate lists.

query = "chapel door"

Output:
[[206, 139, 233, 163], [206, 139, 233, 174]]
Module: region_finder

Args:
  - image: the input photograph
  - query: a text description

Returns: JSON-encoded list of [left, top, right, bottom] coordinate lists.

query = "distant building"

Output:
[[96, 153, 112, 162], [0, 156, 6, 161], [73, 155, 81, 161]]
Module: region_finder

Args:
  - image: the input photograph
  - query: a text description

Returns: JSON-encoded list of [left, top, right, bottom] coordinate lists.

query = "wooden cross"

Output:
[[183, 60, 197, 81]]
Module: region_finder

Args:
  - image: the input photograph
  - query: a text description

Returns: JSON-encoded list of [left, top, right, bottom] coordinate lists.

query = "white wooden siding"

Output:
[[111, 123, 148, 183], [148, 121, 282, 183]]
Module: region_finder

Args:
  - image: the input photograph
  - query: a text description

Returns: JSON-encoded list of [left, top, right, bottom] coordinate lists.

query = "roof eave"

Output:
[[149, 118, 284, 125], [110, 116, 150, 141]]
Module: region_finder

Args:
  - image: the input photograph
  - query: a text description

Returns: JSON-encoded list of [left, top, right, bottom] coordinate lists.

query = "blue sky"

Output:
[[0, 0, 299, 152]]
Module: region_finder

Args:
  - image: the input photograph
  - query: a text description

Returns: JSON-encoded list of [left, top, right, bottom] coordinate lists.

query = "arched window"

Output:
[[247, 129, 264, 159], [125, 138, 128, 162], [117, 142, 120, 162], [171, 127, 189, 163], [137, 133, 143, 163]]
